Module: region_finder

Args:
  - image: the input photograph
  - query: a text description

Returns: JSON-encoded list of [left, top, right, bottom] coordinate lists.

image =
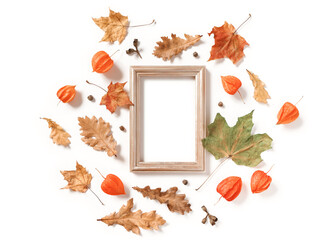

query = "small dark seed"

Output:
[[133, 39, 139, 47], [182, 179, 188, 185], [126, 48, 136, 54], [119, 126, 126, 132], [193, 52, 199, 57], [218, 101, 223, 107], [87, 95, 94, 101]]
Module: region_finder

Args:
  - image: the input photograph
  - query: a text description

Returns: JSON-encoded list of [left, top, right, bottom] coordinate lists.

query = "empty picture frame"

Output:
[[129, 66, 206, 171]]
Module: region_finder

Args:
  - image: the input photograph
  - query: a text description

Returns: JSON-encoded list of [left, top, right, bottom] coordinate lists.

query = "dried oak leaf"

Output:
[[92, 9, 128, 44], [208, 22, 249, 64], [153, 34, 202, 61], [133, 186, 192, 215], [98, 198, 166, 235], [60, 161, 92, 193], [246, 69, 271, 103], [202, 111, 272, 167], [78, 116, 117, 157], [100, 82, 133, 114], [42, 118, 71, 146]]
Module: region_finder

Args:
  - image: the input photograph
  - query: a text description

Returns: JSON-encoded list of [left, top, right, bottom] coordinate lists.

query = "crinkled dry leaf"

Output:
[[92, 9, 128, 44], [202, 111, 272, 167], [208, 22, 249, 64], [42, 118, 71, 146], [133, 186, 192, 215], [153, 34, 202, 61], [78, 116, 117, 157], [60, 161, 92, 193], [100, 82, 133, 114], [98, 198, 166, 235], [246, 69, 271, 103]]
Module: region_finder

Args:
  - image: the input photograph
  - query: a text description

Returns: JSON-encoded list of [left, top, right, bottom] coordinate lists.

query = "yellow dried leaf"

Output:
[[246, 69, 271, 103], [133, 186, 192, 215], [98, 198, 166, 235], [60, 161, 92, 193], [42, 118, 71, 146], [92, 9, 128, 44], [78, 116, 117, 157], [153, 34, 202, 61]]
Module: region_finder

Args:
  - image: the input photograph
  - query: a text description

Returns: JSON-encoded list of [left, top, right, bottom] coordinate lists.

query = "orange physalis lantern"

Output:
[[216, 176, 242, 202], [101, 174, 125, 195], [276, 102, 299, 124], [251, 170, 272, 193], [92, 51, 114, 73], [57, 85, 76, 103], [221, 76, 245, 103]]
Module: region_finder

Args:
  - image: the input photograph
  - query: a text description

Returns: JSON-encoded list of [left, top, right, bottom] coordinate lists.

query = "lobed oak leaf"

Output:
[[208, 22, 249, 64], [133, 186, 192, 215], [41, 118, 71, 146], [78, 116, 117, 157], [97, 198, 166, 235], [153, 34, 202, 61], [92, 9, 128, 44], [246, 69, 271, 103], [100, 82, 133, 114], [60, 161, 92, 193], [202, 111, 272, 167]]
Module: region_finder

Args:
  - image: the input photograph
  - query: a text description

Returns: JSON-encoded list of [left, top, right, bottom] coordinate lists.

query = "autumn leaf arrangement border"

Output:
[[41, 9, 302, 235]]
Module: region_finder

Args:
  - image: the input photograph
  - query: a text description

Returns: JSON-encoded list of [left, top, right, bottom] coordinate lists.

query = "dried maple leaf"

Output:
[[246, 70, 271, 103], [100, 82, 133, 114], [202, 111, 272, 167], [133, 186, 192, 215], [92, 9, 128, 44], [153, 34, 202, 61], [60, 161, 104, 205], [98, 198, 166, 235], [41, 118, 71, 146], [60, 161, 92, 193], [208, 22, 249, 63], [78, 116, 117, 157]]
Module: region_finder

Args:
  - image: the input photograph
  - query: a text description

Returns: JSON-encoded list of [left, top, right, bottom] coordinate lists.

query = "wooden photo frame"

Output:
[[129, 66, 206, 172]]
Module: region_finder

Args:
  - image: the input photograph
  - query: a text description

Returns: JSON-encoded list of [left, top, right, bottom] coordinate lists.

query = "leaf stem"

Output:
[[95, 168, 106, 179], [195, 158, 228, 191], [109, 49, 120, 58], [295, 96, 304, 106], [88, 187, 104, 205], [214, 196, 222, 206], [86, 80, 107, 93], [128, 19, 156, 28], [233, 14, 251, 34], [237, 90, 245, 104]]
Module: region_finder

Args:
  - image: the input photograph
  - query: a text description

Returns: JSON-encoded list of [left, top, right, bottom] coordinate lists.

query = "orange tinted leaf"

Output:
[[208, 22, 249, 64], [100, 82, 133, 114], [277, 102, 299, 124]]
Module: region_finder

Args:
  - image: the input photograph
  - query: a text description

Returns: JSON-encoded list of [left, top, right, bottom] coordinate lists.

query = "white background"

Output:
[[1, 0, 336, 239]]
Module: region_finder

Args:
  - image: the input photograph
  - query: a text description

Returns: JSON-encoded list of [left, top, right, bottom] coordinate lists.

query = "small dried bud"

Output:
[[209, 215, 218, 222], [210, 219, 216, 226], [126, 48, 136, 54], [182, 179, 188, 185], [133, 39, 139, 47], [218, 101, 223, 107], [202, 217, 207, 224], [201, 205, 208, 212], [193, 52, 199, 57], [87, 95, 94, 101], [119, 126, 126, 132]]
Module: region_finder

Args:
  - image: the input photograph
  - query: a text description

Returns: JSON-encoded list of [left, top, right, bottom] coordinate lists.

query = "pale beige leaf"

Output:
[[246, 69, 271, 103], [92, 9, 128, 44], [98, 198, 166, 235], [133, 186, 192, 215], [60, 161, 92, 193], [78, 116, 117, 157], [42, 118, 71, 146], [153, 34, 202, 61]]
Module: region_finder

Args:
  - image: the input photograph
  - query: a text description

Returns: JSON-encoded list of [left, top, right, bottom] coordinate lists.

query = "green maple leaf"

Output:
[[202, 111, 272, 167]]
